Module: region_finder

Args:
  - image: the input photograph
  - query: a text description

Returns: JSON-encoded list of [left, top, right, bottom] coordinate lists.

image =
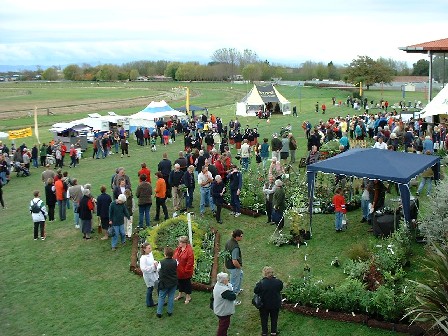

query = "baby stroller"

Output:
[[14, 162, 30, 177], [46, 154, 55, 165]]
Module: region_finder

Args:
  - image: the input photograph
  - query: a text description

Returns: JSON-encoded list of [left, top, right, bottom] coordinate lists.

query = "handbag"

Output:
[[107, 225, 115, 237], [252, 293, 263, 309], [271, 210, 282, 224]]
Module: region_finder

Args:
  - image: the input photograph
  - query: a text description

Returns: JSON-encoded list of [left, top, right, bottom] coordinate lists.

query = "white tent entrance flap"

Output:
[[236, 84, 291, 116], [419, 84, 448, 118]]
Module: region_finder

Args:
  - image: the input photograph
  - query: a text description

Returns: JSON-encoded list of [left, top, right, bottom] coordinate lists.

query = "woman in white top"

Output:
[[140, 242, 159, 307]]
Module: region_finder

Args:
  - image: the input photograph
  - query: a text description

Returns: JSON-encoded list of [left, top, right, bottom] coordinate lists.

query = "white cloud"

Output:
[[0, 0, 447, 67]]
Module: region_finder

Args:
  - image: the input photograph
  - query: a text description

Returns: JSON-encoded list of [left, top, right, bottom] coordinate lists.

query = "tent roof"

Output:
[[130, 110, 186, 121], [420, 84, 448, 118], [129, 100, 185, 121], [307, 148, 439, 184], [140, 100, 176, 113], [49, 122, 91, 133], [177, 105, 207, 112], [241, 84, 290, 105]]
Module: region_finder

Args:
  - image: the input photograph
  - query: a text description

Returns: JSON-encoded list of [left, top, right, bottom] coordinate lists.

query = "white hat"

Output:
[[118, 194, 127, 203], [275, 179, 283, 187]]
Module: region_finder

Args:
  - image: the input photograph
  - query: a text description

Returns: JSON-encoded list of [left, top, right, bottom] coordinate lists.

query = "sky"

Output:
[[1, 0, 447, 70]]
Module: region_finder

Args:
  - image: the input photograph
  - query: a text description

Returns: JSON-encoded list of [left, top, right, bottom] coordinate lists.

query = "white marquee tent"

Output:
[[236, 84, 291, 116]]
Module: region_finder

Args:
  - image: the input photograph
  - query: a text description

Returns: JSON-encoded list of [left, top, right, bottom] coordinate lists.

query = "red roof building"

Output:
[[399, 38, 448, 100]]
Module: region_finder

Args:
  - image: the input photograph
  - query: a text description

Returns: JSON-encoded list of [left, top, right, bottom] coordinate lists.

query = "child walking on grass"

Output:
[[332, 188, 346, 232]]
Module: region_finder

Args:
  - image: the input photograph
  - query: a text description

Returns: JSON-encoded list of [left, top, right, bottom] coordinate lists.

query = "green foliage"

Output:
[[345, 242, 371, 261], [142, 215, 216, 284], [319, 139, 341, 155], [343, 258, 369, 281], [282, 276, 325, 308], [373, 226, 411, 274], [406, 243, 448, 333], [144, 215, 205, 260], [224, 170, 265, 213], [269, 231, 293, 247], [333, 278, 368, 312], [419, 178, 448, 250]]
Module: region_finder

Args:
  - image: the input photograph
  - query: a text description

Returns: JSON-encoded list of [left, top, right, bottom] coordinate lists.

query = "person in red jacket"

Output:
[[332, 187, 346, 232], [173, 235, 195, 304]]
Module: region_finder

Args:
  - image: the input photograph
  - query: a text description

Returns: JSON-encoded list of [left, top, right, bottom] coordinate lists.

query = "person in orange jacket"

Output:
[[154, 172, 168, 221], [54, 177, 66, 221]]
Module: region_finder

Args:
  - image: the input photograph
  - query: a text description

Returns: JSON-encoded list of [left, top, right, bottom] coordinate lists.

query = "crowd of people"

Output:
[[3, 101, 441, 335]]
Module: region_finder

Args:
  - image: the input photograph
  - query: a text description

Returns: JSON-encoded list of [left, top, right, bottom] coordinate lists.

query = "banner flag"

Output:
[[8, 127, 32, 140]]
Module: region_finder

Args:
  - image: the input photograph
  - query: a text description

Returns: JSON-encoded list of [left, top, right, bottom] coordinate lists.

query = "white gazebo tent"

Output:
[[128, 100, 186, 133]]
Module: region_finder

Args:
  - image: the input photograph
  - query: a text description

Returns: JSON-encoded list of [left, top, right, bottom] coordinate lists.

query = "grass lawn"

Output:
[[0, 82, 429, 335]]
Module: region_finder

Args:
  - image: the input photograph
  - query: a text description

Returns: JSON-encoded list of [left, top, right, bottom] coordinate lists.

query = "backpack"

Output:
[[31, 200, 43, 214]]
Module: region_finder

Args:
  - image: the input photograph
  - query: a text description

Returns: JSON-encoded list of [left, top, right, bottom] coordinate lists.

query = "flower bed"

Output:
[[129, 215, 220, 289], [282, 227, 421, 328]]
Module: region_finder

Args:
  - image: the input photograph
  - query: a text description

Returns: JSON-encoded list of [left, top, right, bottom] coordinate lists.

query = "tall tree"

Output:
[[412, 59, 429, 76], [345, 56, 394, 89], [42, 67, 59, 81], [164, 62, 181, 80], [210, 48, 240, 79], [241, 63, 262, 82], [239, 49, 259, 69], [63, 64, 83, 81]]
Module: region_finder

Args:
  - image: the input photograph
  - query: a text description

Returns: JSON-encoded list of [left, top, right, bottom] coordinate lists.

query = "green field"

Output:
[[0, 81, 429, 336]]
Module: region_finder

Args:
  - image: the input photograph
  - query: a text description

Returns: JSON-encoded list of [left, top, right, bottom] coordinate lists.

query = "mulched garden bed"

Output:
[[282, 303, 427, 336]]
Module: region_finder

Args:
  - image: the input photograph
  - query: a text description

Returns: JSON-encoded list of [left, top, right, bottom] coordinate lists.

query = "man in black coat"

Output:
[[158, 153, 172, 198]]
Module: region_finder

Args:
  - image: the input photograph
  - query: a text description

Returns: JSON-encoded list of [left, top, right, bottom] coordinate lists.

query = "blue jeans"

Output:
[[96, 147, 103, 159], [146, 286, 155, 307], [228, 268, 243, 294], [230, 189, 241, 214], [58, 199, 66, 220], [111, 224, 126, 248], [138, 204, 151, 228], [157, 285, 177, 315], [185, 188, 194, 208], [335, 211, 343, 230], [361, 198, 370, 221], [73, 202, 80, 226], [32, 158, 38, 168], [418, 177, 433, 195], [241, 157, 249, 171], [114, 142, 119, 153], [200, 187, 215, 214], [0, 171, 7, 184]]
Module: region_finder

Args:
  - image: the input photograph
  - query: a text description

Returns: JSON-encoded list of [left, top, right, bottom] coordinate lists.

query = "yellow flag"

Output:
[[186, 87, 190, 115], [34, 106, 40, 144]]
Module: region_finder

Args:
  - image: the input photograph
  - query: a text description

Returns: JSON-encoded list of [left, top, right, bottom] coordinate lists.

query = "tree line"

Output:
[[4, 47, 445, 86]]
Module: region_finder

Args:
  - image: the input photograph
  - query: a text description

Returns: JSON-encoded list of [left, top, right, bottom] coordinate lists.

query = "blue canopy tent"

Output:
[[306, 148, 440, 237]]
